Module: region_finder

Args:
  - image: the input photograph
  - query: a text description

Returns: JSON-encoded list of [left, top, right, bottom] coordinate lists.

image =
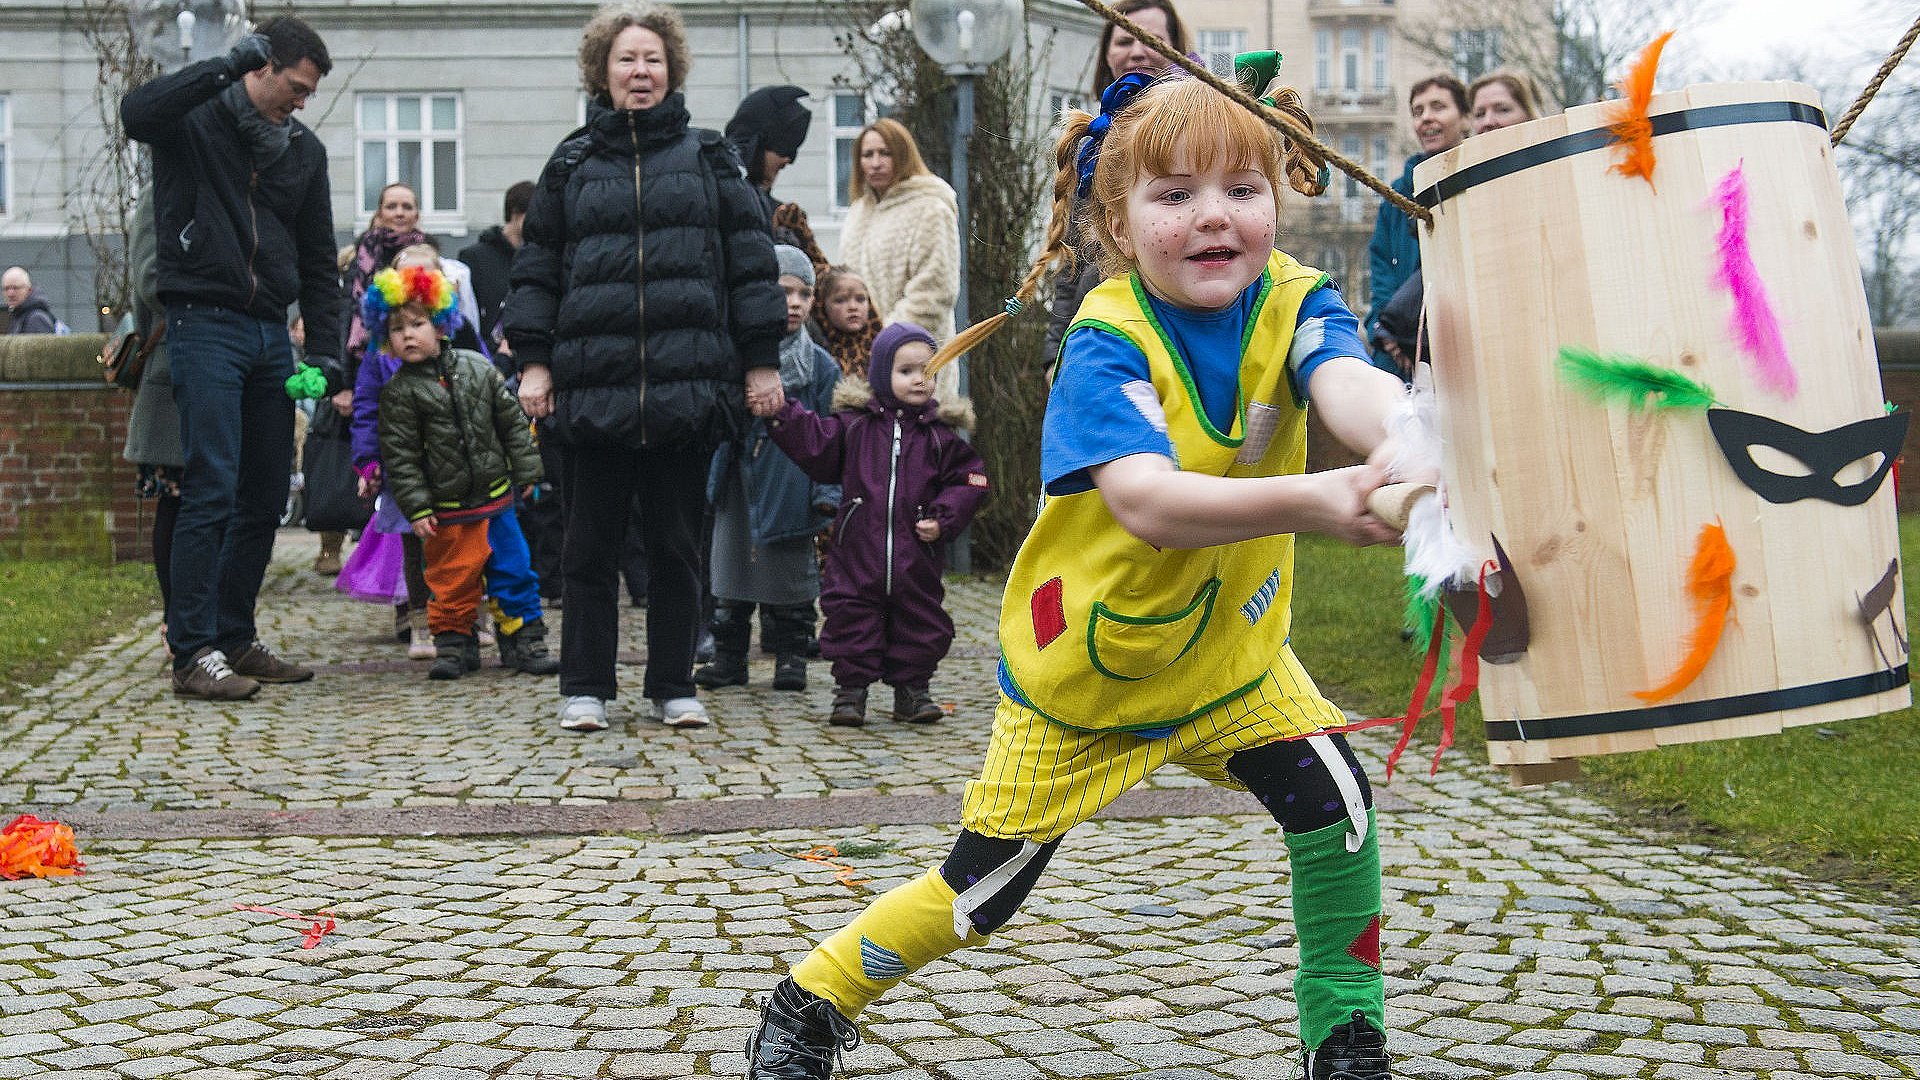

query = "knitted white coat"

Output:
[[839, 172, 962, 398]]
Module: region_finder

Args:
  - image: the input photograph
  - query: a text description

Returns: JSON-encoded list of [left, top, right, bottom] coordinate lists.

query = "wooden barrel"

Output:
[[1412, 81, 1909, 778]]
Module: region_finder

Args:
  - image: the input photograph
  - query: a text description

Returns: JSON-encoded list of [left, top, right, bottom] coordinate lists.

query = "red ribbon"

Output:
[[1381, 602, 1448, 781], [1433, 560, 1497, 774]]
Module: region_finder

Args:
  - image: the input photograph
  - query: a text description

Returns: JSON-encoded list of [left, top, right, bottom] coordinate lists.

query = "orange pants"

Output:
[[422, 520, 490, 636]]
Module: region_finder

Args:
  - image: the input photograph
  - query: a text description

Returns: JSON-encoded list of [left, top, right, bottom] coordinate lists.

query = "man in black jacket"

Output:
[[459, 180, 533, 350], [121, 16, 343, 701]]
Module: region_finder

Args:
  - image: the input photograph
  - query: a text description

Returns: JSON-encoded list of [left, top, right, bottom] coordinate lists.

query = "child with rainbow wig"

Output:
[[363, 265, 555, 679]]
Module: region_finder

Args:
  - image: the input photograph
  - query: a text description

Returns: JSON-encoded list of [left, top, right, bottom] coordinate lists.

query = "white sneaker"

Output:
[[558, 695, 608, 732], [653, 696, 709, 728]]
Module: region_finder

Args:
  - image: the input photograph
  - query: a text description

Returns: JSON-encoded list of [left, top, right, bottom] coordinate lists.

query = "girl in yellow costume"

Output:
[[748, 70, 1414, 1080]]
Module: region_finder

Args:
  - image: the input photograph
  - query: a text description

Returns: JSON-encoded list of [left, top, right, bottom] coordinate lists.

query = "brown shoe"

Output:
[[173, 648, 261, 701], [313, 532, 344, 575], [228, 641, 315, 684]]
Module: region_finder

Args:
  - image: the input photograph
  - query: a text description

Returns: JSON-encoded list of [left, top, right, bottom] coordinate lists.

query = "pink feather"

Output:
[[1711, 162, 1797, 398]]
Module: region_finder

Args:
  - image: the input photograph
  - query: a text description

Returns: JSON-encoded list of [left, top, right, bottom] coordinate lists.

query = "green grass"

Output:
[[0, 559, 159, 692], [1288, 519, 1920, 895]]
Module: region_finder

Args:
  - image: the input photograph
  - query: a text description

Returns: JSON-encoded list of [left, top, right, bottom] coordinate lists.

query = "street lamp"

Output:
[[129, 0, 248, 73], [908, 0, 1022, 397]]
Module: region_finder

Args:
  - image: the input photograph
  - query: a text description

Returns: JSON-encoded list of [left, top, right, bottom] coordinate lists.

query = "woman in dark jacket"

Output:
[[505, 0, 787, 734]]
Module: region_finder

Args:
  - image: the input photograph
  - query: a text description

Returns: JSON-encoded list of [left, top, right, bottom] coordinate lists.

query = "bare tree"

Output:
[[826, 1, 1059, 568], [68, 0, 159, 329], [1400, 0, 1719, 110], [1837, 75, 1920, 327]]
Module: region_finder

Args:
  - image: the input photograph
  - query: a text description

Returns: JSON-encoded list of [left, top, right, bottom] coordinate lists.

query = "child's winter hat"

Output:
[[774, 244, 815, 287], [361, 264, 459, 343], [869, 321, 937, 408]]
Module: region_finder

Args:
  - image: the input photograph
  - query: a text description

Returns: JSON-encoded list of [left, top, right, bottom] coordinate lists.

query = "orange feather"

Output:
[[1635, 522, 1735, 703], [1605, 31, 1675, 187]]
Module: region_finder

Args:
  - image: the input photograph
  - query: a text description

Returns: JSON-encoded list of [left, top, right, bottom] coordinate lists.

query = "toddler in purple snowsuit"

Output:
[[767, 322, 990, 727]]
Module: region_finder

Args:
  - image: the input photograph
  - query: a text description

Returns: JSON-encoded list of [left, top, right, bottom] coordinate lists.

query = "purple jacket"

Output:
[[767, 380, 988, 596], [350, 350, 403, 468]]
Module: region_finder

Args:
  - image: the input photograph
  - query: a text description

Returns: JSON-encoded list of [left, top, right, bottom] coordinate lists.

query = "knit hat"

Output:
[[361, 264, 459, 344], [774, 244, 815, 287], [869, 321, 937, 409], [726, 86, 812, 184]]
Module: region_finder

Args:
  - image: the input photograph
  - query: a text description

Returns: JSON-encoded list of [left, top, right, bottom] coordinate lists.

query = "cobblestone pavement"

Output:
[[3, 532, 1918, 1079]]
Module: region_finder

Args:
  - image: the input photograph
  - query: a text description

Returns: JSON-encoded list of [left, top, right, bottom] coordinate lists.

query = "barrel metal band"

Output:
[[1484, 664, 1908, 742], [1413, 101, 1829, 210]]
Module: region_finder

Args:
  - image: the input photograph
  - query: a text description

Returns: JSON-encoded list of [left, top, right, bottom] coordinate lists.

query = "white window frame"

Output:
[[355, 92, 465, 230], [1314, 30, 1331, 91], [1340, 29, 1363, 93], [1196, 29, 1246, 78], [1048, 89, 1087, 126], [1371, 29, 1390, 94], [0, 96, 11, 220], [830, 90, 900, 214]]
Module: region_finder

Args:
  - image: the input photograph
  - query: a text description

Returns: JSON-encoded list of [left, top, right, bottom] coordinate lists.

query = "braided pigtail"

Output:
[[927, 109, 1096, 376], [1265, 84, 1328, 197]]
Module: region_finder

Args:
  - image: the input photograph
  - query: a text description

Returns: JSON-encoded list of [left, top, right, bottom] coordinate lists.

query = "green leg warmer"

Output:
[[1287, 810, 1385, 1052]]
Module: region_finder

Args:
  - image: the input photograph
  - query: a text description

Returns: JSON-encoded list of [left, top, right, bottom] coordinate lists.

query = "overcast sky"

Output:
[[1689, 0, 1911, 88]]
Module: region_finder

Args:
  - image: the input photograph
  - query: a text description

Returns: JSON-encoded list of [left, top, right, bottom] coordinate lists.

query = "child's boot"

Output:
[[746, 976, 860, 1080], [892, 684, 943, 724], [429, 632, 473, 680], [694, 603, 751, 687], [694, 651, 749, 688], [463, 633, 483, 672], [1303, 1010, 1390, 1079], [773, 655, 808, 692], [828, 685, 867, 727], [407, 609, 435, 660], [769, 603, 813, 692], [499, 617, 560, 675]]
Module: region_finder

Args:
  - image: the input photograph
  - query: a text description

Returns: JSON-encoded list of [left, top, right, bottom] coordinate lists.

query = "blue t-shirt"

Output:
[[1042, 277, 1370, 496]]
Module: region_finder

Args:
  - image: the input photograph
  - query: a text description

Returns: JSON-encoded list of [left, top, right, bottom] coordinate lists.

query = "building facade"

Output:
[[0, 0, 1105, 329]]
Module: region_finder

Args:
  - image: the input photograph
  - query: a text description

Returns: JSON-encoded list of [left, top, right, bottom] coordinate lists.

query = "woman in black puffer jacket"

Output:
[[504, 0, 787, 733]]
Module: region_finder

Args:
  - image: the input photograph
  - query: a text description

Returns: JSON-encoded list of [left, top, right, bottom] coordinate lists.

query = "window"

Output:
[[1452, 28, 1502, 80], [1197, 29, 1246, 78], [1314, 30, 1331, 91], [1341, 136, 1362, 200], [0, 97, 10, 217], [357, 93, 463, 222], [1371, 135, 1391, 183], [1318, 246, 1347, 285], [1048, 90, 1086, 121], [1340, 29, 1362, 92], [830, 92, 868, 212], [1372, 29, 1390, 93]]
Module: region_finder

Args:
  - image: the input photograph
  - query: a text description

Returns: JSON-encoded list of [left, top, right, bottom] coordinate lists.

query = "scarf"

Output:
[[222, 80, 291, 170], [778, 327, 815, 396], [344, 227, 430, 364]]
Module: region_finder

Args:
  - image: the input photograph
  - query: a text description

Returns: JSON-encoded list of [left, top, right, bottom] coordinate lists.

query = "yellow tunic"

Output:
[[997, 249, 1341, 733]]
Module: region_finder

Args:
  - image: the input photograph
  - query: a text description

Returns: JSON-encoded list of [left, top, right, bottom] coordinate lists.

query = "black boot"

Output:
[[892, 684, 944, 724], [463, 633, 482, 672], [1303, 1010, 1391, 1080], [772, 655, 808, 692], [828, 685, 867, 727], [746, 977, 860, 1080], [429, 632, 473, 681], [695, 651, 750, 688], [500, 617, 560, 676]]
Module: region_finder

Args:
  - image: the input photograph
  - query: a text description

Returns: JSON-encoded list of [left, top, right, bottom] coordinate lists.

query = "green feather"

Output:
[[1403, 576, 1441, 655], [1556, 346, 1717, 411]]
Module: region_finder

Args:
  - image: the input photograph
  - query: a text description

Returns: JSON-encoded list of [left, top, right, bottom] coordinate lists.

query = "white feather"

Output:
[[1403, 489, 1475, 599], [1383, 381, 1441, 484]]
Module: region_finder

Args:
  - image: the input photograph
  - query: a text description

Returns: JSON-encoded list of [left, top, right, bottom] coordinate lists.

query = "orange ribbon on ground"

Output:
[[784, 844, 872, 888], [233, 903, 337, 949]]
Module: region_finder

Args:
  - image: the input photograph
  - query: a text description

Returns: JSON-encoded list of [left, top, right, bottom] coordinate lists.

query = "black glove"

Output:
[[223, 33, 272, 79]]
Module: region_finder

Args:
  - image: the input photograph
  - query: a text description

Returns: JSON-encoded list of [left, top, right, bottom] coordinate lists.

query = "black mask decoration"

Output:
[[1706, 408, 1910, 507], [1443, 535, 1531, 664]]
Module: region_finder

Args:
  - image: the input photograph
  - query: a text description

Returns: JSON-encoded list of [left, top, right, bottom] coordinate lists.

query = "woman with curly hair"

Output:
[[503, 0, 787, 733]]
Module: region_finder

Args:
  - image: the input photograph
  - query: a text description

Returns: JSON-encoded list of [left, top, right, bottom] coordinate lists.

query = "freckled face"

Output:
[[1110, 152, 1276, 313]]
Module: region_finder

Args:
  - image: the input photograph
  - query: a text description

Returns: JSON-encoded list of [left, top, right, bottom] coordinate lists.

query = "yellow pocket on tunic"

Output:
[[1086, 579, 1220, 682]]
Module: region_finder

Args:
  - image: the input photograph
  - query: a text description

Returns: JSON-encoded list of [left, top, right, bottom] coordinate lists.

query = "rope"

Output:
[[1072, 0, 1434, 226], [1830, 10, 1920, 147]]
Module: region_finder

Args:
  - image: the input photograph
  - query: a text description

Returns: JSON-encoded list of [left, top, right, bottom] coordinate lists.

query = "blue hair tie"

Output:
[[1075, 71, 1157, 198]]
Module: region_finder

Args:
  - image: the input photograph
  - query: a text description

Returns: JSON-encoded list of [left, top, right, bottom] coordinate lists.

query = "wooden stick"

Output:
[[1366, 482, 1434, 532]]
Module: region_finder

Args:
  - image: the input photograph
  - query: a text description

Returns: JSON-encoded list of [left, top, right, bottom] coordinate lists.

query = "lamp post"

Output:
[[129, 0, 248, 72], [910, 0, 1019, 575]]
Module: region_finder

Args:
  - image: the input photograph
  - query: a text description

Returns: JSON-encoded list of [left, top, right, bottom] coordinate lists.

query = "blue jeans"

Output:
[[165, 303, 295, 668]]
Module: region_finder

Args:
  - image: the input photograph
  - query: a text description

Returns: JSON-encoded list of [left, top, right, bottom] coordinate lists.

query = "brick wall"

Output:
[[0, 334, 144, 563]]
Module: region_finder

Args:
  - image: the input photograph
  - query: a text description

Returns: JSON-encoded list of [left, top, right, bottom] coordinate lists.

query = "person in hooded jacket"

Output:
[[765, 322, 989, 727], [695, 246, 841, 694], [505, 0, 787, 734], [460, 181, 534, 349], [726, 86, 828, 275]]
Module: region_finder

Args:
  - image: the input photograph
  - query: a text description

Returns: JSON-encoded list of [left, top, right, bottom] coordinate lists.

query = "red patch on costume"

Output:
[[1032, 577, 1067, 650], [967, 472, 989, 487], [1346, 915, 1381, 970]]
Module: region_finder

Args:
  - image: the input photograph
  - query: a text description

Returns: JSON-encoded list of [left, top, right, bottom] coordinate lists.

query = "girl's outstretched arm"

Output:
[[1090, 453, 1399, 550], [1305, 355, 1409, 461]]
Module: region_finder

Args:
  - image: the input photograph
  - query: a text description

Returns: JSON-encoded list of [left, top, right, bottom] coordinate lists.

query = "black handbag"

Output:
[[301, 405, 372, 532], [100, 322, 163, 390]]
